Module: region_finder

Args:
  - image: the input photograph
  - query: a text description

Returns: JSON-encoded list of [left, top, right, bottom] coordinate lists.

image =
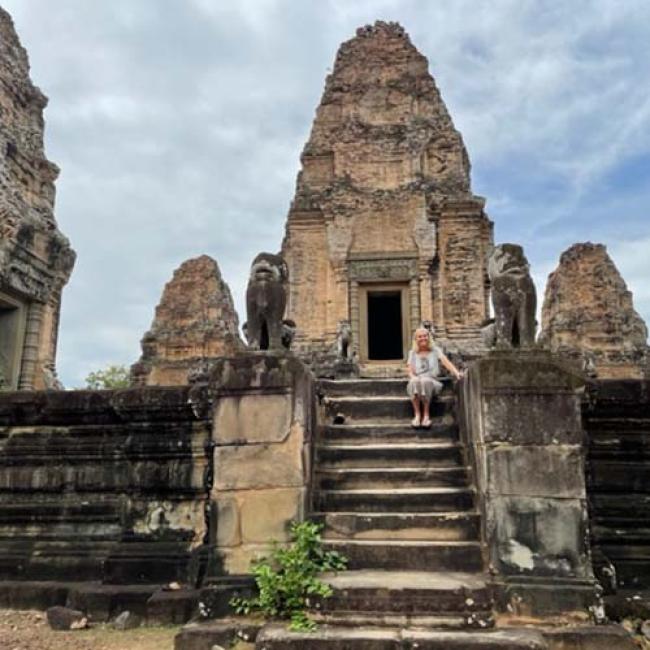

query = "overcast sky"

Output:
[[3, 0, 650, 387]]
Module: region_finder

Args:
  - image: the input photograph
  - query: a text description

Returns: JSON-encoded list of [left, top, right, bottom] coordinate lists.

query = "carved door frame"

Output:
[[347, 253, 420, 363]]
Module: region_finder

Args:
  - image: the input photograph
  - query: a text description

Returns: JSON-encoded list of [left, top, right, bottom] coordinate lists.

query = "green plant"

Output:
[[85, 364, 130, 390], [230, 520, 347, 631]]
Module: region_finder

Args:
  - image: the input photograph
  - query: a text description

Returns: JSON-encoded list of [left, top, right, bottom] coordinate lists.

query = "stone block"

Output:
[[476, 354, 585, 391], [215, 497, 240, 547], [112, 610, 142, 629], [487, 496, 592, 578], [146, 589, 200, 625], [494, 577, 599, 622], [173, 620, 260, 650], [213, 423, 305, 490], [482, 393, 582, 445], [219, 544, 271, 575], [542, 624, 637, 650], [214, 394, 292, 445], [208, 353, 311, 393], [486, 446, 585, 498], [46, 606, 87, 630], [239, 488, 306, 544]]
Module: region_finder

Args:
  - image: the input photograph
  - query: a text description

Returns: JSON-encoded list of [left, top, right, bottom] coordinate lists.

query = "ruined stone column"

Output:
[[459, 352, 600, 621], [433, 197, 493, 342]]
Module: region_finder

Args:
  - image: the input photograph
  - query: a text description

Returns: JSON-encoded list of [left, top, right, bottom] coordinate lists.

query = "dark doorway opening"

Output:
[[367, 291, 403, 360]]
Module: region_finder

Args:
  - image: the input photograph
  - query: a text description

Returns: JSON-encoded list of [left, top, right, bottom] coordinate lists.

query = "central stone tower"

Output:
[[282, 21, 493, 369]]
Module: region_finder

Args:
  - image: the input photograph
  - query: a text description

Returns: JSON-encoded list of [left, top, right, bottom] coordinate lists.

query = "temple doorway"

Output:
[[0, 292, 26, 390], [359, 283, 410, 363]]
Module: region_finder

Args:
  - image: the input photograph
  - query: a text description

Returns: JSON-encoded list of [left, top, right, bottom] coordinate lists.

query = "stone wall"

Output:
[[458, 352, 599, 621], [0, 387, 211, 585], [131, 255, 243, 386], [197, 353, 314, 577], [0, 8, 75, 390], [584, 379, 650, 591], [540, 243, 648, 379], [281, 21, 492, 365]]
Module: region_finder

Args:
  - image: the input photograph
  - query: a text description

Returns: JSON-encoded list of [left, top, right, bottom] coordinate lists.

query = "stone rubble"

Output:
[[46, 606, 87, 631]]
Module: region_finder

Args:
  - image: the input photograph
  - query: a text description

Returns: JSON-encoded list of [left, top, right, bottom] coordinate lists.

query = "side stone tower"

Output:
[[281, 21, 492, 370], [540, 242, 649, 378], [0, 8, 75, 389], [131, 255, 243, 386]]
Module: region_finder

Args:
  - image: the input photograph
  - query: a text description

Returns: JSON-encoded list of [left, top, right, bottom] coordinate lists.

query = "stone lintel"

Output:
[[433, 195, 487, 219]]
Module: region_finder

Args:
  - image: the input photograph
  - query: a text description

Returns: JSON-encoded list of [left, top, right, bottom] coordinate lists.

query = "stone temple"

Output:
[[0, 14, 649, 650], [282, 21, 493, 369], [0, 7, 74, 390]]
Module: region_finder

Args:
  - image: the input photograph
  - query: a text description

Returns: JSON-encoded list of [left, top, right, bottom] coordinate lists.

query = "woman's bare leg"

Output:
[[422, 398, 430, 424], [411, 396, 422, 426]]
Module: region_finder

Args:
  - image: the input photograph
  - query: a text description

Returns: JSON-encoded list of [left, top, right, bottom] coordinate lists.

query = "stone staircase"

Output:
[[255, 377, 555, 648], [585, 380, 650, 591], [176, 374, 636, 650], [310, 377, 491, 628]]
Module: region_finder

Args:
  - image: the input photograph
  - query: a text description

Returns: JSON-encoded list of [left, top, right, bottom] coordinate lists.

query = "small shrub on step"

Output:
[[230, 521, 347, 631]]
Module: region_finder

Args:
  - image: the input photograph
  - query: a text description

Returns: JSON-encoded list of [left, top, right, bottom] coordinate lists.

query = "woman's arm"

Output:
[[406, 351, 415, 377], [439, 351, 463, 380]]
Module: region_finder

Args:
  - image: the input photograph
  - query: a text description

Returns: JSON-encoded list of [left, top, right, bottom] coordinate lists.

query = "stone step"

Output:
[[316, 466, 470, 490], [318, 570, 491, 615], [174, 618, 261, 650], [256, 624, 547, 650], [586, 417, 650, 431], [318, 487, 474, 513], [314, 511, 480, 541], [590, 447, 650, 461], [593, 521, 650, 544], [311, 612, 481, 629], [359, 365, 408, 379], [324, 395, 453, 423], [590, 461, 650, 491], [316, 442, 463, 469], [319, 378, 452, 398], [590, 492, 650, 519], [323, 539, 483, 571], [320, 422, 458, 444], [0, 499, 121, 525]]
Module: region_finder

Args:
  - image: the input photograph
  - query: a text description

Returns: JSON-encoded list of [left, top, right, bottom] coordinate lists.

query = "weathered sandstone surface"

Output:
[[0, 7, 75, 389], [282, 21, 492, 366], [131, 255, 243, 386], [540, 242, 648, 378]]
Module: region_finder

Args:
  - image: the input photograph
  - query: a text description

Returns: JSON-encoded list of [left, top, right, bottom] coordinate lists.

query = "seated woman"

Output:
[[407, 327, 463, 428]]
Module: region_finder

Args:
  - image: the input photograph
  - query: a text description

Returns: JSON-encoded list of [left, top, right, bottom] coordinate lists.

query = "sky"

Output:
[[3, 0, 650, 387]]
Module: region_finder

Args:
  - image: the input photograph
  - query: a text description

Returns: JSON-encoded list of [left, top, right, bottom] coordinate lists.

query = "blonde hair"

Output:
[[412, 327, 433, 352]]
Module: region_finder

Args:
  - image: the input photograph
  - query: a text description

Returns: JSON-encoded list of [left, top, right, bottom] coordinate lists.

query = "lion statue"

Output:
[[245, 252, 289, 350], [337, 320, 352, 359], [488, 244, 536, 348]]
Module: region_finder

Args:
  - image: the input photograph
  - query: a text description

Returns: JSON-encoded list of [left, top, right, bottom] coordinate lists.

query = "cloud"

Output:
[[2, 0, 649, 385]]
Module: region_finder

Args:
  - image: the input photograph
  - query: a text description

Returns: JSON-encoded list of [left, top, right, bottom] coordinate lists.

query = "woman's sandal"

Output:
[[411, 416, 421, 428], [421, 417, 432, 428]]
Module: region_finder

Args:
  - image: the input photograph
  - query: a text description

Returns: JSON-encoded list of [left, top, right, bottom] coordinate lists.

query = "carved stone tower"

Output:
[[0, 8, 75, 389], [281, 21, 492, 369]]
